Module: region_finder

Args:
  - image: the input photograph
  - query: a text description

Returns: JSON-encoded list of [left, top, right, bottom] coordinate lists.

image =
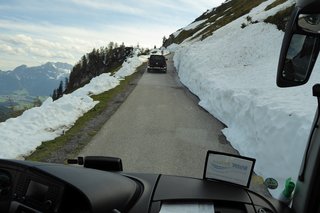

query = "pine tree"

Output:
[[52, 89, 57, 100], [81, 55, 88, 73], [108, 42, 114, 50], [66, 41, 134, 94], [57, 81, 63, 98], [64, 77, 69, 91], [162, 36, 167, 46]]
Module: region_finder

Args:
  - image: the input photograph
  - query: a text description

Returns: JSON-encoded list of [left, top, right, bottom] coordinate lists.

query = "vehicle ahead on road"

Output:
[[1, 0, 320, 212], [147, 55, 167, 73]]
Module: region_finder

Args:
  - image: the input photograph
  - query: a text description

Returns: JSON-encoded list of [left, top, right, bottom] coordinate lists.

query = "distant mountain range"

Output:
[[0, 62, 73, 121], [0, 62, 72, 97]]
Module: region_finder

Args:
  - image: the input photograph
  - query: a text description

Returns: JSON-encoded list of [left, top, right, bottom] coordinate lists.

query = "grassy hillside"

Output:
[[163, 0, 294, 47]]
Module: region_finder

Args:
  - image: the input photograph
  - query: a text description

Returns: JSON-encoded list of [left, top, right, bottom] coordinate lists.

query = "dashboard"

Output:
[[0, 160, 139, 213], [0, 163, 64, 213], [0, 159, 291, 213]]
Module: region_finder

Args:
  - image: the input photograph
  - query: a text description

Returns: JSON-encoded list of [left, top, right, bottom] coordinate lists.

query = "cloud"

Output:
[[5, 34, 33, 46], [0, 32, 82, 70], [0, 17, 171, 50], [70, 0, 144, 15], [0, 33, 75, 55], [28, 47, 52, 57], [0, 19, 158, 70], [0, 43, 25, 55], [130, 0, 220, 16], [0, 0, 224, 70], [177, 0, 221, 11], [0, 44, 17, 54], [68, 0, 217, 27]]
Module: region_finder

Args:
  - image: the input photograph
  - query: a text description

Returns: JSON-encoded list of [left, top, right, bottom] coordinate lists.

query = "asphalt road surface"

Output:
[[80, 54, 237, 178]]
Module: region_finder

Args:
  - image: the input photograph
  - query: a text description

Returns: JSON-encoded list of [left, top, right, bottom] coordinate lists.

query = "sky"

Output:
[[0, 0, 225, 71]]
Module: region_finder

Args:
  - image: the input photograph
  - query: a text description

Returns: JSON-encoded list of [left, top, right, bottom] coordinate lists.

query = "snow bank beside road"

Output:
[[0, 55, 147, 159], [171, 21, 319, 197], [115, 53, 148, 79]]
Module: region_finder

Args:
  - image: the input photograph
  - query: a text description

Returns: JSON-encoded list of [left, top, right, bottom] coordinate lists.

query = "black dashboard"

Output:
[[0, 161, 65, 213], [0, 160, 139, 213], [0, 159, 291, 213]]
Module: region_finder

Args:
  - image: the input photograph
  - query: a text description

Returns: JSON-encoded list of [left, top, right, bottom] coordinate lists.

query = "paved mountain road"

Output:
[[80, 54, 237, 178]]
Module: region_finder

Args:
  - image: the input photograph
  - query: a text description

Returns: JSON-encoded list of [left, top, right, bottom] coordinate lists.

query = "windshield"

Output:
[[0, 0, 315, 203]]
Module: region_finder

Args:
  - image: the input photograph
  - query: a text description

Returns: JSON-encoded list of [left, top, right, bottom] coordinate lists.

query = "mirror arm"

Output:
[[299, 84, 320, 181]]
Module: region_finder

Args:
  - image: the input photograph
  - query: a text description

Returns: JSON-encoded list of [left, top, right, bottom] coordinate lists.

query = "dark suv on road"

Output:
[[147, 55, 167, 73]]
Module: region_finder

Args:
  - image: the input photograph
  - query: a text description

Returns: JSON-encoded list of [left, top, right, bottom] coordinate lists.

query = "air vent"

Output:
[[15, 175, 28, 197]]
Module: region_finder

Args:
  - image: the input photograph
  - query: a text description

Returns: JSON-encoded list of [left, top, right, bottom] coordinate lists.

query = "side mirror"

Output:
[[298, 14, 320, 33], [277, 8, 320, 87], [203, 151, 255, 188]]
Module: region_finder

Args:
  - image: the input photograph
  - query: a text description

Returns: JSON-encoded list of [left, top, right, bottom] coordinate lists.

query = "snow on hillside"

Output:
[[169, 0, 319, 198], [184, 19, 207, 31], [0, 55, 147, 159]]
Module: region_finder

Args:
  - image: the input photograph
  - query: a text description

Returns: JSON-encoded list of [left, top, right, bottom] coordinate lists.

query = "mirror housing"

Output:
[[277, 7, 320, 87], [298, 14, 320, 33]]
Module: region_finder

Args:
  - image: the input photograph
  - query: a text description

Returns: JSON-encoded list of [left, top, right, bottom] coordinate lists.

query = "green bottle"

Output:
[[279, 178, 295, 205]]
